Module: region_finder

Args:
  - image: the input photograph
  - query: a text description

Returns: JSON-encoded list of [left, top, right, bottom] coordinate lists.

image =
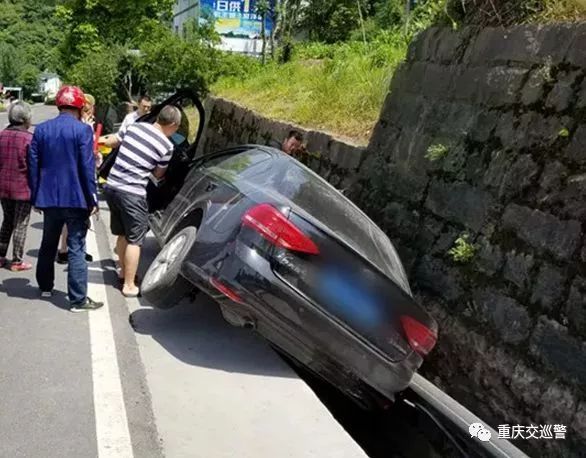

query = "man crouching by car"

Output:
[[101, 105, 180, 298]]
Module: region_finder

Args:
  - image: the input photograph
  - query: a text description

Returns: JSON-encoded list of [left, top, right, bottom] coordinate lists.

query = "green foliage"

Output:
[[138, 28, 224, 96], [0, 0, 64, 75], [558, 128, 570, 138], [447, 0, 586, 26], [425, 143, 450, 161], [449, 234, 476, 263], [18, 65, 41, 98], [66, 48, 121, 103], [300, 0, 362, 43], [0, 43, 22, 85], [215, 35, 406, 142]]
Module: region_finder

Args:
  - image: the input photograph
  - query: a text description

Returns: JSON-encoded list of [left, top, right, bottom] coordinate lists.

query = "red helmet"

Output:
[[56, 85, 86, 110]]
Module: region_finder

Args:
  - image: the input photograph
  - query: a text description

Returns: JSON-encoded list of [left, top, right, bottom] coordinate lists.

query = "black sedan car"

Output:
[[136, 91, 438, 409]]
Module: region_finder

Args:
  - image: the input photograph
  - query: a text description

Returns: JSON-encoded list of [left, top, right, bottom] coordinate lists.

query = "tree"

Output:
[[18, 65, 40, 98], [66, 49, 121, 103], [0, 44, 22, 85], [138, 28, 222, 97], [256, 0, 271, 64]]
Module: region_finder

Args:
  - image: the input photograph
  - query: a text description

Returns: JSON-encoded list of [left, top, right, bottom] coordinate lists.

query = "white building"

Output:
[[39, 72, 62, 102], [173, 0, 200, 36]]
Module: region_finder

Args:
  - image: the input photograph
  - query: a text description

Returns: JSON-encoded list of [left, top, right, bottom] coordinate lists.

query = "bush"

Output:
[[214, 31, 407, 142], [447, 0, 586, 26], [66, 48, 122, 103]]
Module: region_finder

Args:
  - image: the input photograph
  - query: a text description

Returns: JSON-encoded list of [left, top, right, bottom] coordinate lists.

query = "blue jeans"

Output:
[[37, 208, 90, 305]]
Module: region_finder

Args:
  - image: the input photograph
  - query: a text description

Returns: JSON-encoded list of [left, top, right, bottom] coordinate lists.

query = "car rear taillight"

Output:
[[242, 204, 319, 255], [210, 277, 244, 304], [400, 316, 437, 356]]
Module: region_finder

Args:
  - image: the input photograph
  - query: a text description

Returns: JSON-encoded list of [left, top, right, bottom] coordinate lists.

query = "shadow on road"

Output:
[[0, 278, 70, 310], [125, 235, 296, 378], [129, 299, 296, 378], [26, 249, 39, 259], [30, 222, 44, 231]]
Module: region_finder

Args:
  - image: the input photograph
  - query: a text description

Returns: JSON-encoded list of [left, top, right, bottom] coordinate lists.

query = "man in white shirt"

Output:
[[119, 95, 152, 133]]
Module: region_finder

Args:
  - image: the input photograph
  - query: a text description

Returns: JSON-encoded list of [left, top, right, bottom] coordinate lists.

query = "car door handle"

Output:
[[205, 183, 217, 192]]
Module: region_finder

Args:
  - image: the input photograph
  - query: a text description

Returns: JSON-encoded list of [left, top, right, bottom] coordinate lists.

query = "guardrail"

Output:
[[408, 374, 530, 458]]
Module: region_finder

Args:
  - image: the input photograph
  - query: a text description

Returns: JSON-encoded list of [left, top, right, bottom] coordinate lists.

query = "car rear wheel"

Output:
[[142, 226, 197, 309]]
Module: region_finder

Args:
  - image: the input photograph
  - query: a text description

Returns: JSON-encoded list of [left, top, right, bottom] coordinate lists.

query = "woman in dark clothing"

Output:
[[0, 102, 33, 271]]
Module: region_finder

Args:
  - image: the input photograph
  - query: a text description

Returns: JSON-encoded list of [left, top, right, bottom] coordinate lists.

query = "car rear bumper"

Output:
[[181, 238, 422, 403]]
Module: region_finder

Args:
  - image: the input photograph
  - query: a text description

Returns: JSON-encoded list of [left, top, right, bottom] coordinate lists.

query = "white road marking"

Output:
[[86, 227, 134, 458]]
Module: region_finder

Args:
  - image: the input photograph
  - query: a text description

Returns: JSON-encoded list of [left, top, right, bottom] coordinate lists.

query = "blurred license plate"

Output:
[[317, 267, 383, 328]]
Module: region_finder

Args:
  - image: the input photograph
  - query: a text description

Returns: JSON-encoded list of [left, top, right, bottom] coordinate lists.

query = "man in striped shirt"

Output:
[[102, 105, 181, 297]]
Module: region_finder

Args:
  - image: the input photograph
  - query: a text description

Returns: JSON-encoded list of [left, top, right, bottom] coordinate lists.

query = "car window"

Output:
[[205, 149, 272, 180], [266, 158, 411, 293]]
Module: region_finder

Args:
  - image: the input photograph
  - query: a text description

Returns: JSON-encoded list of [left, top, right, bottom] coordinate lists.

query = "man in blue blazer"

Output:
[[28, 85, 103, 312]]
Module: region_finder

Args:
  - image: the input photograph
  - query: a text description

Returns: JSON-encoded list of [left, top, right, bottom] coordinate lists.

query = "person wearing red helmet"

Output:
[[28, 85, 103, 312]]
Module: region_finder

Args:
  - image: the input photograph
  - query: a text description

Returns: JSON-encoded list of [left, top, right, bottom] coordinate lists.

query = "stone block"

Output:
[[433, 27, 473, 63], [306, 130, 332, 157], [469, 110, 499, 142], [574, 402, 586, 441], [511, 362, 546, 408], [465, 150, 487, 182], [539, 161, 569, 195], [425, 180, 494, 231], [578, 79, 586, 110], [388, 164, 429, 204], [387, 94, 426, 128], [382, 202, 420, 240], [565, 124, 586, 165], [329, 141, 364, 171], [514, 112, 572, 150], [464, 26, 553, 65], [521, 69, 549, 106], [530, 317, 586, 385], [415, 216, 443, 252], [504, 251, 535, 291], [474, 237, 504, 276], [540, 382, 577, 426], [450, 66, 486, 102], [421, 63, 455, 99], [484, 151, 539, 201], [531, 263, 565, 312], [407, 27, 441, 62], [431, 226, 460, 256], [473, 289, 531, 344], [565, 22, 586, 68], [502, 204, 581, 260], [566, 277, 586, 338], [546, 70, 580, 112], [535, 23, 578, 64], [478, 66, 528, 107], [414, 255, 464, 302], [441, 143, 468, 176], [560, 174, 586, 222]]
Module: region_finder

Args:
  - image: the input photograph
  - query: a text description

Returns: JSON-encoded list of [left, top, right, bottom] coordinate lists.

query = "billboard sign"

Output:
[[200, 0, 274, 38]]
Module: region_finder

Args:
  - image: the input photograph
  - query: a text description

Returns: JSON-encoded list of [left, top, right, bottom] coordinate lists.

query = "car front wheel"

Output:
[[141, 226, 197, 309]]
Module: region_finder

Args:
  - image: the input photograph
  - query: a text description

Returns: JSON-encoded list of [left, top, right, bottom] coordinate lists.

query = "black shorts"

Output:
[[104, 187, 149, 246]]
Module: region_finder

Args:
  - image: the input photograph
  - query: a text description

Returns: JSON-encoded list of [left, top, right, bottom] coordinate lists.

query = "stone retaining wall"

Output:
[[354, 24, 585, 456], [200, 97, 365, 191]]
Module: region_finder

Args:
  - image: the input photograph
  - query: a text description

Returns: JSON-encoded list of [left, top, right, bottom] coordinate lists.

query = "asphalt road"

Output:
[[0, 104, 366, 457]]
